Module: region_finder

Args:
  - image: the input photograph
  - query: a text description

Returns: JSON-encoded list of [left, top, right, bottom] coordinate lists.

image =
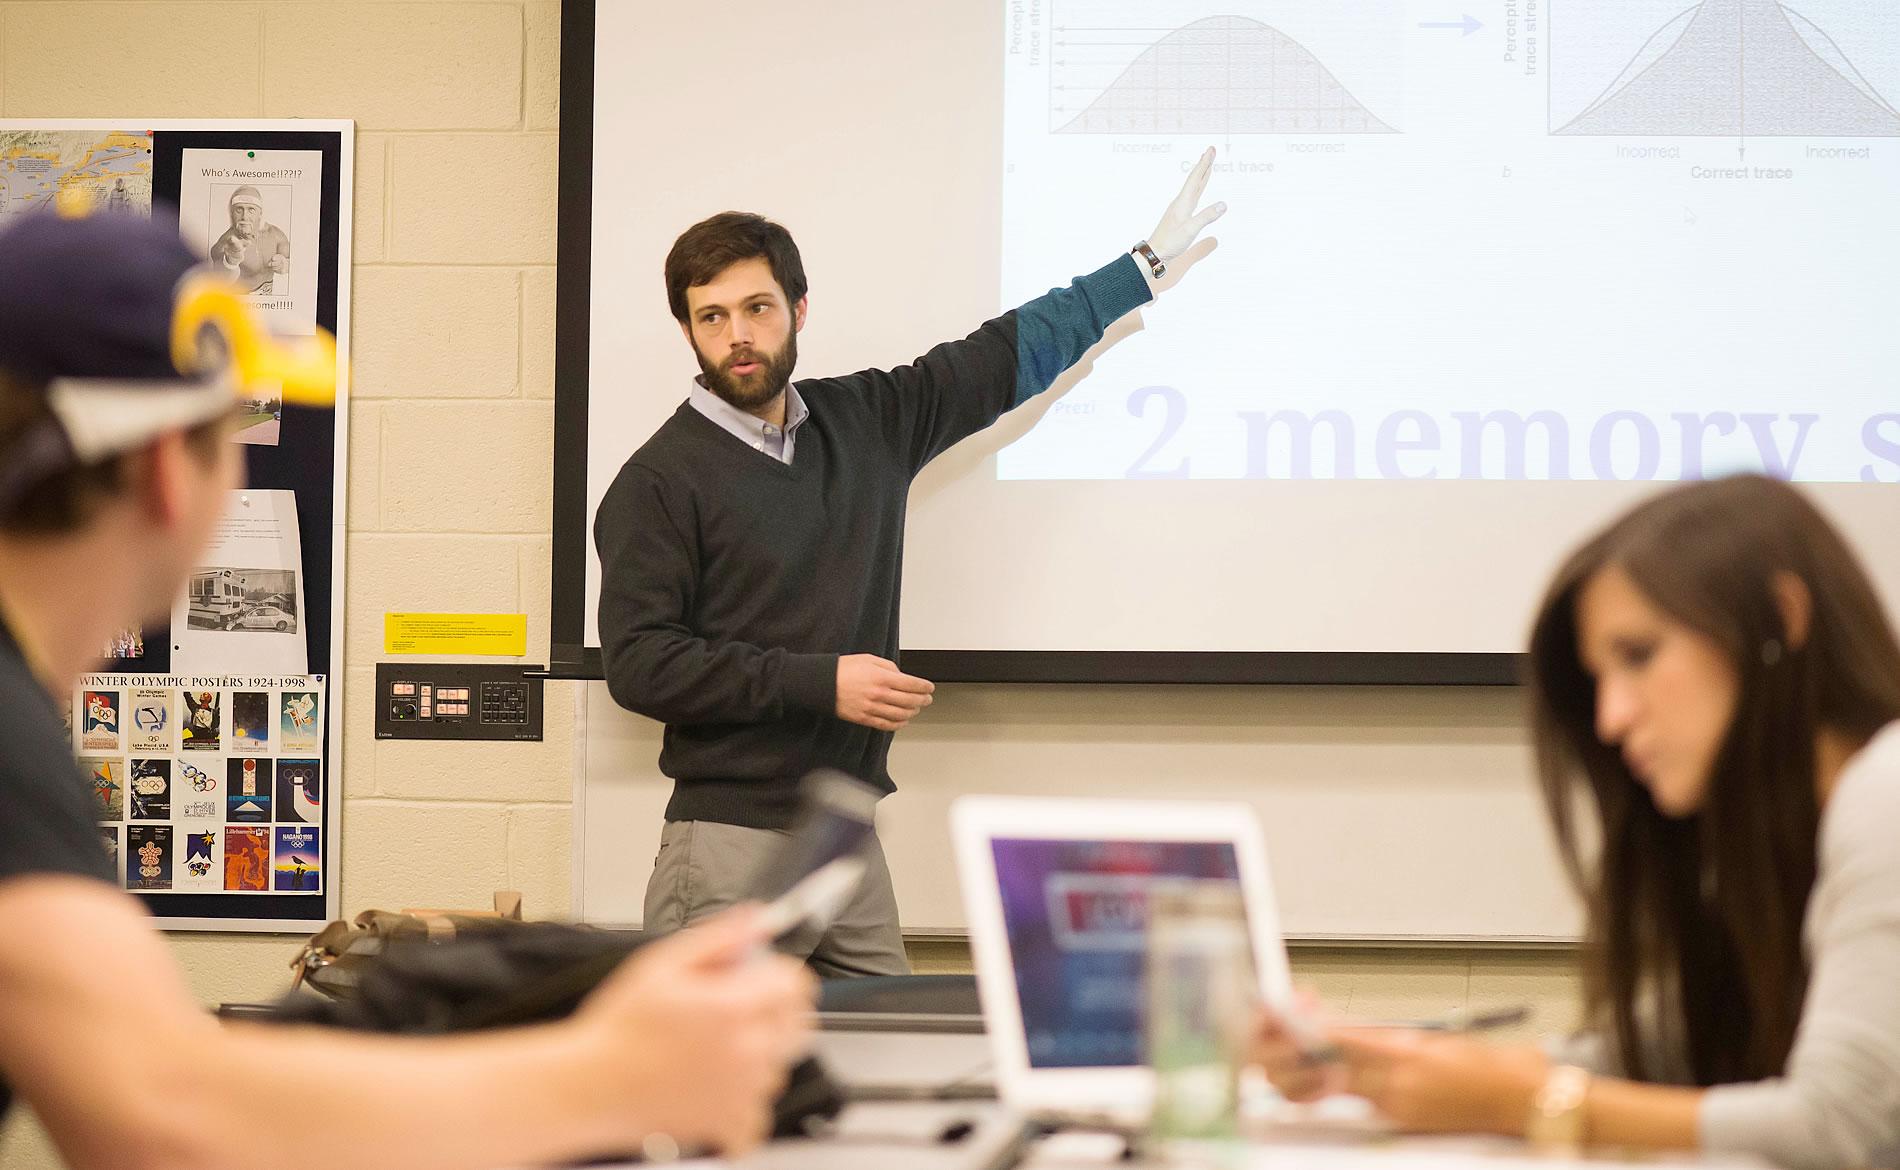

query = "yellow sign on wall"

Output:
[[384, 613, 527, 656]]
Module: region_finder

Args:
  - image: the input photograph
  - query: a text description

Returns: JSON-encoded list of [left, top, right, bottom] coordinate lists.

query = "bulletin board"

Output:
[[2, 119, 353, 930]]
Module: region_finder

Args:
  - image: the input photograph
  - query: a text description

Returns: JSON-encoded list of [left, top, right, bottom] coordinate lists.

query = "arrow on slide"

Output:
[[1418, 14, 1484, 35]]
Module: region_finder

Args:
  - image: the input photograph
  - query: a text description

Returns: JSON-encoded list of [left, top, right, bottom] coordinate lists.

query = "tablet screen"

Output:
[[990, 837, 1245, 1069]]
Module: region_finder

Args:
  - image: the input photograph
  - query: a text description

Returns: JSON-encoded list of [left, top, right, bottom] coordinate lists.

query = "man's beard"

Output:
[[696, 331, 798, 413]]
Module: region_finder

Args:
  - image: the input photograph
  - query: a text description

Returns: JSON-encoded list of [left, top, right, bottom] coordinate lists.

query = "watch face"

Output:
[[1132, 242, 1164, 278], [1528, 1066, 1590, 1149]]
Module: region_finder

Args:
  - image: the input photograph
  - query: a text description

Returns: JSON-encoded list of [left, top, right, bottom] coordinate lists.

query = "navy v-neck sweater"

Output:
[[594, 254, 1150, 829]]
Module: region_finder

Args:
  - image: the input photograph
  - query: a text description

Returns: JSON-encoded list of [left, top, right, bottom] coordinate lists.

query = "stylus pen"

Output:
[[1278, 1003, 1342, 1067], [1411, 1004, 1531, 1033], [1294, 1004, 1532, 1066]]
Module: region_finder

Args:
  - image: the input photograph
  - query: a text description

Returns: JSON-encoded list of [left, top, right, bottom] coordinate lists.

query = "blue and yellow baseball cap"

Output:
[[0, 211, 335, 514]]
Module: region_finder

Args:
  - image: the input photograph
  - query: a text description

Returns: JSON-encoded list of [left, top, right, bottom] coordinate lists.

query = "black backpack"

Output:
[[268, 917, 844, 1154]]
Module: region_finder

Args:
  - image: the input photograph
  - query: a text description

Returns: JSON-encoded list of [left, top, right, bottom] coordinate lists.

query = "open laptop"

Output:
[[951, 797, 1296, 1129]]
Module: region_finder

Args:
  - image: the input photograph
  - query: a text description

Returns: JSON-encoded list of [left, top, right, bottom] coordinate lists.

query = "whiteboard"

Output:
[[579, 682, 1582, 942]]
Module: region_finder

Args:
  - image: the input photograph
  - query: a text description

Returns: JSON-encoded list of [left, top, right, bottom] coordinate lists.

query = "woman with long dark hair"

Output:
[[1254, 475, 1900, 1168]]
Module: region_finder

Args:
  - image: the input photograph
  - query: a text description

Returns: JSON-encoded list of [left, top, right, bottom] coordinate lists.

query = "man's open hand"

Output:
[[1146, 146, 1227, 264]]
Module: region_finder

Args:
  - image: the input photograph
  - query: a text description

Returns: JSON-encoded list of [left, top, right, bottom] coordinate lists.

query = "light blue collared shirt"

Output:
[[687, 377, 809, 464]]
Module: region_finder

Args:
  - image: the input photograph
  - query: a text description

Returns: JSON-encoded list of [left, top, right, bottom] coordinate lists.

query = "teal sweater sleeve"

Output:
[[1012, 252, 1152, 407], [825, 253, 1153, 476]]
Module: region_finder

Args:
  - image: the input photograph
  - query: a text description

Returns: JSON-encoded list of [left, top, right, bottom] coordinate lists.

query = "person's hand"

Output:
[[221, 236, 246, 266], [1144, 146, 1227, 264], [835, 654, 934, 731], [1250, 991, 1347, 1103], [267, 252, 288, 274], [1328, 1029, 1548, 1136], [579, 907, 816, 1155]]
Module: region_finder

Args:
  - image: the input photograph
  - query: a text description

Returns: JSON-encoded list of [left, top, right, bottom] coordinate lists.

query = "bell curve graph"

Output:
[[1049, 11, 1399, 135], [1553, 0, 1900, 137]]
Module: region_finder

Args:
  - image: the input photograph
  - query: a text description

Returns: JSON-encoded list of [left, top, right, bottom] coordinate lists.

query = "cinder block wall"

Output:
[[0, 6, 1579, 1164], [0, 0, 572, 1002], [1, 4, 571, 1161]]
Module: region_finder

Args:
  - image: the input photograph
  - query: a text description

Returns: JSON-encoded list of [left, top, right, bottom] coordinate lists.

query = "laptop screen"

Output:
[[990, 837, 1245, 1069]]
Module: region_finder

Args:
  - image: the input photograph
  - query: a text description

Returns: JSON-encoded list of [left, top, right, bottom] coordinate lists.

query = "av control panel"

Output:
[[374, 663, 544, 741]]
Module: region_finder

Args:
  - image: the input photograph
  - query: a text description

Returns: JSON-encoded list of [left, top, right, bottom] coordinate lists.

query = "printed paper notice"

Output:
[[384, 613, 528, 657], [171, 490, 308, 675]]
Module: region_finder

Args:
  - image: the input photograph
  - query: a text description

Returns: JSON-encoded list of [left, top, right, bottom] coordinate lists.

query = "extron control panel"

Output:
[[374, 663, 544, 741]]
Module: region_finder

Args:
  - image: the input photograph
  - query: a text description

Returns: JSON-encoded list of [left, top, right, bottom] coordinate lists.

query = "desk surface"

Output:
[[650, 1103, 1763, 1169], [632, 1020, 1765, 1170], [680, 1103, 1032, 1170], [1028, 1130, 1765, 1168], [812, 1028, 995, 1100]]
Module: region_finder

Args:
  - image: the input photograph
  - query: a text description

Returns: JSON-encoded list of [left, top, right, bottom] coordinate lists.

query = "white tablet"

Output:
[[951, 796, 1295, 1125]]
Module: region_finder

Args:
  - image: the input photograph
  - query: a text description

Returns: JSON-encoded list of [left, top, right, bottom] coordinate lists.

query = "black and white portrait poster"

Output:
[[176, 148, 321, 339]]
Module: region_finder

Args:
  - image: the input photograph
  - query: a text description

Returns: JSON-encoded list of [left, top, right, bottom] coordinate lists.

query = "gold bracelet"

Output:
[[1525, 1064, 1590, 1153]]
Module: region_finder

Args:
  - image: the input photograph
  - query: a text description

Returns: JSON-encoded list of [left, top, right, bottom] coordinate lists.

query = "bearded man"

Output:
[[595, 153, 1227, 975]]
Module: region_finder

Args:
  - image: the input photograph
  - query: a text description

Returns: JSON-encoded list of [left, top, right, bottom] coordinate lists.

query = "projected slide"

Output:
[[1053, 15, 1398, 135], [1553, 0, 1900, 137], [1000, 0, 1900, 485]]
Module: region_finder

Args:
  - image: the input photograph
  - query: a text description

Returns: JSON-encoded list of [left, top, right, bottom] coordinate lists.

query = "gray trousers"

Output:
[[642, 819, 911, 979]]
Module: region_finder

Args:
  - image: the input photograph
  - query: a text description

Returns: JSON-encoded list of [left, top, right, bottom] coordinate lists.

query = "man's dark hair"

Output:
[[0, 366, 223, 535], [664, 212, 808, 324], [0, 367, 122, 533]]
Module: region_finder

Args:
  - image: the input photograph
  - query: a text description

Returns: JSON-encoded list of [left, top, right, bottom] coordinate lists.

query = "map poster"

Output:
[[0, 129, 152, 223]]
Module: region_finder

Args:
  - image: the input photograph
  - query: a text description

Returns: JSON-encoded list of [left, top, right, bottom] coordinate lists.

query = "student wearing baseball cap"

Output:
[[0, 210, 331, 516], [0, 212, 813, 1167]]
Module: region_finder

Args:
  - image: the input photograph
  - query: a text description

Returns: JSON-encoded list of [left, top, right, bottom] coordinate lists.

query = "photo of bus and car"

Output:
[[186, 568, 299, 633]]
